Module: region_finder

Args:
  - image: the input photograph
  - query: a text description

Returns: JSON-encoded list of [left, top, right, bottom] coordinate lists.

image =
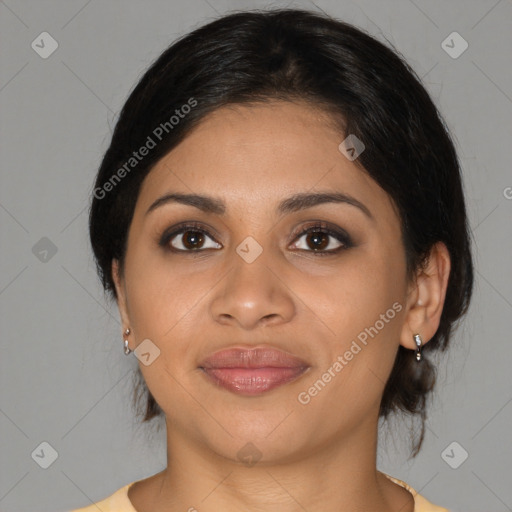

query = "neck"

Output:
[[130, 416, 414, 512]]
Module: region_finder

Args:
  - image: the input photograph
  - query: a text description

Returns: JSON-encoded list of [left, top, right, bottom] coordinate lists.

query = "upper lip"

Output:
[[199, 346, 310, 369]]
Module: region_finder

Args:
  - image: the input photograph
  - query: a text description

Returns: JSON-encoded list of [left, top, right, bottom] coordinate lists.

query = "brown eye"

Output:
[[180, 230, 205, 250], [304, 231, 330, 251], [290, 223, 352, 256], [169, 229, 220, 251], [159, 222, 222, 252]]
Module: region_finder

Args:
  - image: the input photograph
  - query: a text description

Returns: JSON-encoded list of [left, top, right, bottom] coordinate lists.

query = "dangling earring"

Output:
[[413, 333, 422, 362], [124, 328, 132, 355]]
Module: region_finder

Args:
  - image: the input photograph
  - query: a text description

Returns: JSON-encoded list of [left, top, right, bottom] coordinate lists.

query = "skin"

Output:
[[112, 100, 450, 512]]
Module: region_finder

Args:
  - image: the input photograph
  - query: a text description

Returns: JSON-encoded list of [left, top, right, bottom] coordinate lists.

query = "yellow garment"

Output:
[[70, 474, 449, 511]]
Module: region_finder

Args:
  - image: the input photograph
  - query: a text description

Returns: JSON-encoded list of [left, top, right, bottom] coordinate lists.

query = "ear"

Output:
[[112, 259, 131, 333], [399, 242, 451, 350]]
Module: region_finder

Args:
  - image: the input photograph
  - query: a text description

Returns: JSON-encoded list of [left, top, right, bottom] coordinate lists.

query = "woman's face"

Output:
[[113, 100, 417, 462]]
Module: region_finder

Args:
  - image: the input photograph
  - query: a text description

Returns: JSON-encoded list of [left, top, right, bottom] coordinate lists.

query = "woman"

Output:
[[72, 8, 473, 512]]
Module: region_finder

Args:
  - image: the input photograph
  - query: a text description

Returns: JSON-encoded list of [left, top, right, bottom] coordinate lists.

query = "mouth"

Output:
[[198, 346, 310, 396]]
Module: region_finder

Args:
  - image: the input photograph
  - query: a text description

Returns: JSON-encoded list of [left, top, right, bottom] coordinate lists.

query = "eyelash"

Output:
[[158, 221, 353, 257]]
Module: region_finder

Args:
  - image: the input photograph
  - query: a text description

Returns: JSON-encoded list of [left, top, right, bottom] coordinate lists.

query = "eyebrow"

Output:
[[145, 191, 373, 220]]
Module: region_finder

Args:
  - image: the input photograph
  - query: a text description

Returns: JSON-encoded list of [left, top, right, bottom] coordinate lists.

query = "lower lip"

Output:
[[201, 367, 308, 395]]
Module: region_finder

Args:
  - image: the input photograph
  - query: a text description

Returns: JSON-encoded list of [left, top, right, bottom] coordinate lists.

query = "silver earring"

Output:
[[413, 333, 422, 362], [124, 328, 132, 355]]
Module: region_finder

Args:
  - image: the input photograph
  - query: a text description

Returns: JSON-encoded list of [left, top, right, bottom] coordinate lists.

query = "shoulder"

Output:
[[384, 474, 451, 512], [69, 481, 137, 512]]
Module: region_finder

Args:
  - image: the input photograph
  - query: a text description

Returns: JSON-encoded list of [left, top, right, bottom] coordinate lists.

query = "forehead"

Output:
[[135, 101, 395, 222]]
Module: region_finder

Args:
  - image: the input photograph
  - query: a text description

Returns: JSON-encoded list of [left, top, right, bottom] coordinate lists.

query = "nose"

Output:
[[209, 244, 296, 330]]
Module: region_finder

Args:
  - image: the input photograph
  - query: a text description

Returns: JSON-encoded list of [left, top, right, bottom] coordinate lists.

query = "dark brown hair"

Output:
[[89, 8, 473, 455]]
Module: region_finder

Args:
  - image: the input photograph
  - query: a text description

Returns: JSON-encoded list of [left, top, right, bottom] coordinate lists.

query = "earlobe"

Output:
[[399, 242, 451, 350]]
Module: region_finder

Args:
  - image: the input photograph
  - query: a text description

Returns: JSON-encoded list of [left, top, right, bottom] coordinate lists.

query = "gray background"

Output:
[[0, 0, 511, 511]]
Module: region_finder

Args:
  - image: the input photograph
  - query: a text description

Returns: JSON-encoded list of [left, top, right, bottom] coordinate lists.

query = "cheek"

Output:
[[123, 244, 200, 337], [123, 256, 204, 412], [302, 244, 406, 392], [303, 245, 405, 339]]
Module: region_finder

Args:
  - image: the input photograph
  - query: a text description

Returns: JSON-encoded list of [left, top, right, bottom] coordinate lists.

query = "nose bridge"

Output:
[[210, 234, 295, 329]]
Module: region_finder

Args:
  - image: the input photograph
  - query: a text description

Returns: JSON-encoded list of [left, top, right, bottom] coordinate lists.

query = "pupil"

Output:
[[308, 232, 328, 250], [184, 231, 203, 249]]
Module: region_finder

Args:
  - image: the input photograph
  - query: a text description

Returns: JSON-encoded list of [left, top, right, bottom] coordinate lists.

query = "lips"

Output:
[[199, 347, 310, 395]]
